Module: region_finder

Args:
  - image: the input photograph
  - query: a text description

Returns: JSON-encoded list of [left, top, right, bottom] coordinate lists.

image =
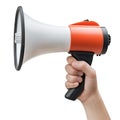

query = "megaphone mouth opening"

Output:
[[14, 6, 25, 70]]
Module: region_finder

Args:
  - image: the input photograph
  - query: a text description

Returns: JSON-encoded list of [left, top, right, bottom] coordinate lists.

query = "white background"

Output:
[[0, 0, 119, 119]]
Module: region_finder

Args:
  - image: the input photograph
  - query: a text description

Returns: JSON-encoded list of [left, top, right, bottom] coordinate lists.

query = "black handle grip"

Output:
[[65, 51, 94, 100]]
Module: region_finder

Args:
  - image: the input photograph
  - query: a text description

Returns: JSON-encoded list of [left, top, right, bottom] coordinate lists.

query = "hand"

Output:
[[65, 56, 111, 120], [65, 56, 98, 103]]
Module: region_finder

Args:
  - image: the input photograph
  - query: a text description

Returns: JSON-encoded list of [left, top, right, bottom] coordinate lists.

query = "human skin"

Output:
[[65, 56, 111, 120]]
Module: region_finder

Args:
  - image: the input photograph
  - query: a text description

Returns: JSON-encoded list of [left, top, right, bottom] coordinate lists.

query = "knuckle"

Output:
[[66, 74, 74, 82], [66, 74, 69, 80], [66, 56, 70, 62], [65, 64, 69, 71], [67, 56, 73, 64], [67, 56, 71, 61], [65, 81, 68, 88], [66, 65, 77, 75]]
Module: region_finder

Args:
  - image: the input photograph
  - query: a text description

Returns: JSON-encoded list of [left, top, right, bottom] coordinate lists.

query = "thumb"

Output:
[[71, 61, 96, 78]]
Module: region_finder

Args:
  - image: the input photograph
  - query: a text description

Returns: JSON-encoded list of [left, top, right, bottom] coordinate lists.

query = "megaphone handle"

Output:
[[65, 51, 94, 100]]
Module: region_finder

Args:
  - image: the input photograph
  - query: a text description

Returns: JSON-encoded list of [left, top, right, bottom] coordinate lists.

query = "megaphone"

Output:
[[14, 6, 111, 100]]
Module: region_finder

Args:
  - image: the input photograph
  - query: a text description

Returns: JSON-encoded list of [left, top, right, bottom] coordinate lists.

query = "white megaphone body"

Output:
[[14, 6, 111, 100], [14, 6, 70, 70]]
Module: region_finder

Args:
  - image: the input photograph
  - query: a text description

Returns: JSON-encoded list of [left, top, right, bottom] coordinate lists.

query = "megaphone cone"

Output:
[[14, 6, 70, 70]]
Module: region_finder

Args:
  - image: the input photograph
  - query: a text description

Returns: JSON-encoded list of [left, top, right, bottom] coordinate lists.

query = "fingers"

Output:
[[65, 81, 79, 89], [65, 56, 78, 75], [65, 64, 78, 75], [66, 74, 82, 83], [66, 56, 95, 78], [72, 61, 96, 78], [65, 64, 83, 76], [65, 74, 83, 89], [65, 56, 96, 90], [67, 56, 76, 64]]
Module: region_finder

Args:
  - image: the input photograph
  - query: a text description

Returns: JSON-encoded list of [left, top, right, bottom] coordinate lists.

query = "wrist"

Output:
[[82, 90, 100, 106], [77, 88, 99, 104], [81, 90, 111, 120]]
